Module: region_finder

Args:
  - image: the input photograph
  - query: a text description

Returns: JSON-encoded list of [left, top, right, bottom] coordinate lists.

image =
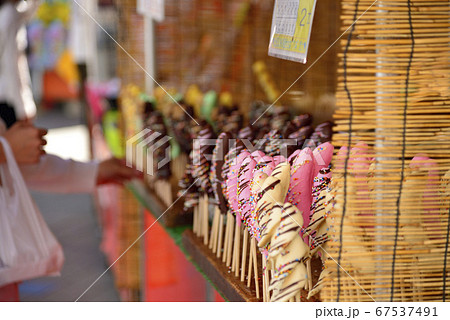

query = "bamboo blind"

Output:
[[323, 0, 450, 302], [112, 0, 143, 299], [155, 0, 340, 118], [115, 0, 146, 89]]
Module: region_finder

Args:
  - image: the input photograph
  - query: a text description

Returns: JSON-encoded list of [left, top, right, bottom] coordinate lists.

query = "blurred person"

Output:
[[0, 121, 139, 302], [0, 0, 138, 187], [0, 0, 138, 191], [0, 0, 141, 301]]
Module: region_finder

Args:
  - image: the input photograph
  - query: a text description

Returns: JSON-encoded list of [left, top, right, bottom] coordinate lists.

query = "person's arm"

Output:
[[20, 155, 141, 193], [20, 154, 100, 193]]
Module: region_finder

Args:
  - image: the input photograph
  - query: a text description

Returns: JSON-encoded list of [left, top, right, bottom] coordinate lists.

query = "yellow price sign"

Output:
[[268, 0, 317, 64]]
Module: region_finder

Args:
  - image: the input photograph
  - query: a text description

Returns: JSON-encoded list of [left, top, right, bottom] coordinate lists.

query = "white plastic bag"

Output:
[[0, 137, 64, 287]]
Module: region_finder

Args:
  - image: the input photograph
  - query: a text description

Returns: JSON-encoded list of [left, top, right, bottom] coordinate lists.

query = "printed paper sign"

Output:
[[137, 0, 165, 22], [268, 0, 317, 64]]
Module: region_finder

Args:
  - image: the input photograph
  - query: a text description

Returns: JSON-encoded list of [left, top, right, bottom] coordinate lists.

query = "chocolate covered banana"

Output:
[[256, 162, 291, 248], [267, 203, 310, 302]]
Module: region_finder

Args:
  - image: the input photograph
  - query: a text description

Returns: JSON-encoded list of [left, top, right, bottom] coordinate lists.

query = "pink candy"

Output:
[[238, 155, 257, 235], [273, 155, 287, 167], [312, 142, 334, 176], [253, 155, 275, 177], [251, 150, 265, 162], [286, 148, 314, 227], [227, 151, 250, 222], [311, 143, 334, 214]]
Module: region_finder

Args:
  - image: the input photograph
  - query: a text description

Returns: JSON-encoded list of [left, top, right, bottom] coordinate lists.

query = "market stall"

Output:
[[88, 0, 450, 302]]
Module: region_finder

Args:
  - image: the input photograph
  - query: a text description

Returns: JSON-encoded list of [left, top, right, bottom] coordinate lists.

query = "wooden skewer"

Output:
[[198, 197, 204, 238], [193, 205, 199, 235], [217, 214, 224, 259], [240, 229, 249, 282], [231, 223, 236, 272], [213, 208, 221, 253], [192, 204, 196, 235], [262, 257, 267, 302], [213, 213, 219, 253], [231, 223, 239, 274], [203, 195, 209, 245], [235, 224, 246, 278], [226, 214, 235, 267], [231, 242, 236, 273], [234, 223, 241, 277], [209, 211, 216, 251], [247, 239, 253, 288], [251, 238, 260, 299], [209, 207, 219, 251], [222, 212, 231, 263], [197, 203, 202, 237], [198, 196, 203, 238]]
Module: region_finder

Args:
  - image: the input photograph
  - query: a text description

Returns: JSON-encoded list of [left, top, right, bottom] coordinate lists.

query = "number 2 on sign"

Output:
[[299, 7, 312, 27]]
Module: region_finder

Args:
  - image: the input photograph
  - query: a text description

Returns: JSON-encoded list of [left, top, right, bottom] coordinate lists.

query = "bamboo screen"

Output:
[[155, 0, 340, 116], [116, 0, 146, 89], [322, 0, 450, 301], [111, 0, 143, 298]]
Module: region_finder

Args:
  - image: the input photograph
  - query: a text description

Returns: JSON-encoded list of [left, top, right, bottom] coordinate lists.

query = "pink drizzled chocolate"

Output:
[[237, 155, 257, 234], [226, 150, 250, 221], [286, 148, 315, 228], [309, 166, 332, 220]]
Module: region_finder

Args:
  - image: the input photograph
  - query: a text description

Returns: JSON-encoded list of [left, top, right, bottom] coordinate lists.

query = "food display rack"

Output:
[[128, 180, 258, 301]]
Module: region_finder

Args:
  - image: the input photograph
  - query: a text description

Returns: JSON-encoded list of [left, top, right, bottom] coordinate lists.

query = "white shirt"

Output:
[[0, 1, 99, 193], [0, 0, 40, 120], [20, 154, 99, 193]]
